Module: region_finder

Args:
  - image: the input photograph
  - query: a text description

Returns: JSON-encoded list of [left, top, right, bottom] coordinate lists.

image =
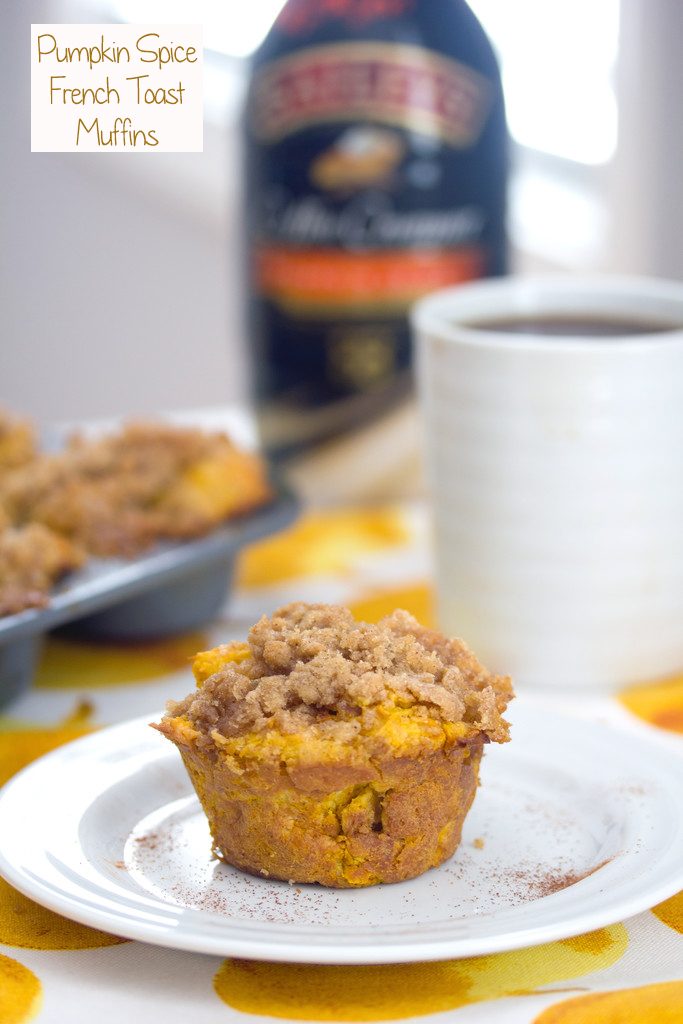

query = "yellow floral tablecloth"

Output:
[[1, 503, 682, 1024]]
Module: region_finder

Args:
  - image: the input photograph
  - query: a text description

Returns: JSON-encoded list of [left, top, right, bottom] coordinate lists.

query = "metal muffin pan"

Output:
[[0, 484, 298, 708]]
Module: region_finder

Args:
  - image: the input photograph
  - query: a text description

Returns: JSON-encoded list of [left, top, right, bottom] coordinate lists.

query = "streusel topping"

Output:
[[0, 422, 271, 556], [166, 602, 513, 746]]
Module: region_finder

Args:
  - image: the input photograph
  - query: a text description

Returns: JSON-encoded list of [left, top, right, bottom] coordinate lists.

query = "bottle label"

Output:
[[250, 41, 493, 319], [255, 245, 483, 313], [247, 34, 505, 455], [252, 42, 490, 147]]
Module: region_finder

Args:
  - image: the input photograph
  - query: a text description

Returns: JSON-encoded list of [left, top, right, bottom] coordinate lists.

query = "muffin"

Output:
[[0, 421, 272, 557], [0, 523, 84, 616], [153, 602, 513, 888]]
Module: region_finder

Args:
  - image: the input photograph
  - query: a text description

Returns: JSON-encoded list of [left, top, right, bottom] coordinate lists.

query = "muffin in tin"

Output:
[[154, 602, 513, 888]]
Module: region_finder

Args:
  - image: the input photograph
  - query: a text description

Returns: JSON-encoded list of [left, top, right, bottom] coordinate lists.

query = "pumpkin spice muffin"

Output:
[[154, 602, 513, 888], [0, 422, 272, 557], [0, 523, 84, 616]]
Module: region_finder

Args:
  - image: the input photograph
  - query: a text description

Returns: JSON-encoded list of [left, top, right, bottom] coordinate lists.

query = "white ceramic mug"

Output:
[[412, 276, 683, 689]]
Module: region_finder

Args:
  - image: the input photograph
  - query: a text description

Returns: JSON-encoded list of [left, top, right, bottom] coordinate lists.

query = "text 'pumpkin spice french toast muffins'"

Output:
[[153, 602, 513, 888]]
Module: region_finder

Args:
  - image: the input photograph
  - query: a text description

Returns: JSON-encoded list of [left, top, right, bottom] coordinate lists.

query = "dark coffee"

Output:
[[467, 315, 678, 337]]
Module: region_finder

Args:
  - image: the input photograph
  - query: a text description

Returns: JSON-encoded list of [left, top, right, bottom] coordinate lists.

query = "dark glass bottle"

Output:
[[244, 0, 507, 463]]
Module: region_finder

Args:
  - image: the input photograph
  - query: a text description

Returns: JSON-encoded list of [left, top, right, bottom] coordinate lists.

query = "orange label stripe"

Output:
[[256, 246, 483, 308]]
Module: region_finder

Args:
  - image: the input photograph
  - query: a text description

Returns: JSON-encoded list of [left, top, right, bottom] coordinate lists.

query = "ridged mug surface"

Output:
[[413, 276, 683, 689]]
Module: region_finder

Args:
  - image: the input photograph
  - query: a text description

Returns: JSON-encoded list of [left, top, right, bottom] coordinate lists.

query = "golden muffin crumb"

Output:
[[0, 410, 36, 476]]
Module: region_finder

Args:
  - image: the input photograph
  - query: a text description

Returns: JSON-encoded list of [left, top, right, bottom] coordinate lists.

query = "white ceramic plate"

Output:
[[0, 704, 681, 964]]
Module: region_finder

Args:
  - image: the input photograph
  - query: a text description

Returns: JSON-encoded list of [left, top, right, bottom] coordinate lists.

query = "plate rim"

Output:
[[0, 705, 682, 964]]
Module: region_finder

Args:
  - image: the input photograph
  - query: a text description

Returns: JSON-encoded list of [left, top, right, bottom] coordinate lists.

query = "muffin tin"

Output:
[[0, 482, 298, 708]]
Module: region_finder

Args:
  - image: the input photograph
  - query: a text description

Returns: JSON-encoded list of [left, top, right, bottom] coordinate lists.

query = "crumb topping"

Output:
[[0, 422, 272, 557], [0, 523, 84, 616], [166, 602, 513, 747]]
